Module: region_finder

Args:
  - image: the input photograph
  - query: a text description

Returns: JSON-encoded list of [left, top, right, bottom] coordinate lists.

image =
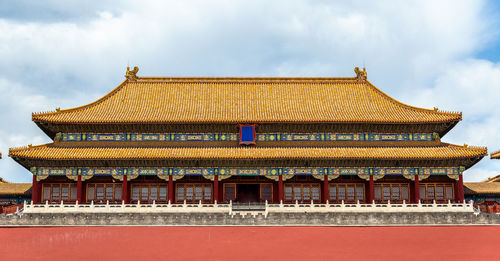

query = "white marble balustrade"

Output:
[[21, 200, 477, 215]]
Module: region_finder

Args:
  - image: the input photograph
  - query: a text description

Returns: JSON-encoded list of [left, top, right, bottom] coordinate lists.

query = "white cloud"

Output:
[[408, 59, 500, 118], [405, 59, 500, 181], [0, 0, 498, 182]]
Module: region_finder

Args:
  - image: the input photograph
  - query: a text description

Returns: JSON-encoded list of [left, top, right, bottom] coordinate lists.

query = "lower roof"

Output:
[[0, 183, 31, 195], [9, 143, 486, 161], [464, 182, 500, 195]]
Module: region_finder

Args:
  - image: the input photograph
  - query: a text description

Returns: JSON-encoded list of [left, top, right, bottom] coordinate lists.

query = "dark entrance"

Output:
[[236, 184, 259, 203]]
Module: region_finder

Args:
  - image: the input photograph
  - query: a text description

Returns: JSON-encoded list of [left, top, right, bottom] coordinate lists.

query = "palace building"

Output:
[[464, 150, 500, 213], [8, 67, 487, 206], [0, 153, 31, 214]]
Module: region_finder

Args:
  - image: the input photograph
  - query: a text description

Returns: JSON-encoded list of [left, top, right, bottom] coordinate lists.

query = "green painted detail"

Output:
[[60, 132, 435, 142]]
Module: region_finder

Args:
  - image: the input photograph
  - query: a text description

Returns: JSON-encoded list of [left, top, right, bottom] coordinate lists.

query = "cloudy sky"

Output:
[[0, 0, 499, 182]]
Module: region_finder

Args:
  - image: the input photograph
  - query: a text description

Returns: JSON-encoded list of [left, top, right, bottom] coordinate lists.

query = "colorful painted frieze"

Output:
[[60, 132, 435, 142], [30, 166, 463, 181]]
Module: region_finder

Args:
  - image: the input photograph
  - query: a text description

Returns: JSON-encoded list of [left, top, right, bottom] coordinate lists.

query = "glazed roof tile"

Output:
[[464, 182, 500, 194], [32, 71, 461, 124], [491, 149, 500, 159], [0, 183, 31, 195], [483, 175, 500, 183], [9, 144, 486, 160]]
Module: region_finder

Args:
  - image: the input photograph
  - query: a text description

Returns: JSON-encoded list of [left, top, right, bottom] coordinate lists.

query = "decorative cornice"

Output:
[[30, 167, 465, 182], [59, 132, 437, 143]]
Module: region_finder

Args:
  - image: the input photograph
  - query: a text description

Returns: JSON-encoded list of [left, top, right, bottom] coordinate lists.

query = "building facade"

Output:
[[9, 67, 487, 205], [465, 151, 500, 213], [0, 180, 31, 205], [464, 176, 500, 213], [0, 153, 31, 214]]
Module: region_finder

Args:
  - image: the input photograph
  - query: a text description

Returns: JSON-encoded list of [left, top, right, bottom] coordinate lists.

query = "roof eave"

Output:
[[28, 120, 462, 139]]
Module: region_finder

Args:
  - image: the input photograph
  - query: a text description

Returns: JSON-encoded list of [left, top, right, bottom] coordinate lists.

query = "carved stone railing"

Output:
[[264, 200, 477, 217], [22, 200, 477, 216], [23, 200, 231, 214]]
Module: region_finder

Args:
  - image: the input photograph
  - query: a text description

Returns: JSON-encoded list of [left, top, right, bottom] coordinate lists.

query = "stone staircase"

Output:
[[231, 203, 266, 217]]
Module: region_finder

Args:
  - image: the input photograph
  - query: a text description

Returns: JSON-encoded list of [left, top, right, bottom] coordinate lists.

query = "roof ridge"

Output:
[[136, 76, 359, 82], [490, 149, 500, 159], [444, 143, 488, 153], [8, 144, 48, 155], [482, 174, 500, 182]]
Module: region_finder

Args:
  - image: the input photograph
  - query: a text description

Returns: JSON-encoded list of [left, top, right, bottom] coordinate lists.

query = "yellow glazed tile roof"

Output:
[[483, 175, 500, 183], [0, 183, 31, 195], [491, 149, 500, 159], [32, 70, 461, 124], [9, 144, 486, 160], [464, 182, 500, 194]]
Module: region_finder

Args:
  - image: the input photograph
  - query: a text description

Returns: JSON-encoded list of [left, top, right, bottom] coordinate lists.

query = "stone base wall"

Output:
[[1, 212, 500, 226]]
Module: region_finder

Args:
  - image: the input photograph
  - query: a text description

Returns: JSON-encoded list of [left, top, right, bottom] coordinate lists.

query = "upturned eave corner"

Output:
[[491, 149, 500, 159], [7, 146, 19, 161]]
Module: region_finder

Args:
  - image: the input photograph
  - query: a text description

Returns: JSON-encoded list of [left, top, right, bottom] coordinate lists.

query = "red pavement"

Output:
[[0, 226, 499, 260]]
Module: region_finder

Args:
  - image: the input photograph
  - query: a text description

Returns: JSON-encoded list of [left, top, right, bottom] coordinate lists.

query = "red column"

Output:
[[368, 175, 374, 203], [278, 175, 283, 202], [168, 175, 174, 203], [122, 175, 128, 203], [77, 175, 82, 203], [32, 175, 38, 204], [323, 175, 329, 203], [273, 182, 279, 203], [458, 174, 464, 203], [414, 175, 420, 203], [213, 174, 219, 203]]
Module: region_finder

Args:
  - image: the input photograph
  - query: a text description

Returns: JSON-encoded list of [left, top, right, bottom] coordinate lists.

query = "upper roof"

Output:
[[0, 183, 31, 195], [32, 67, 462, 125], [491, 149, 500, 159]]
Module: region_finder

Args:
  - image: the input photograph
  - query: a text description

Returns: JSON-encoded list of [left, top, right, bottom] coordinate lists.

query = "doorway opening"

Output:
[[236, 184, 259, 203]]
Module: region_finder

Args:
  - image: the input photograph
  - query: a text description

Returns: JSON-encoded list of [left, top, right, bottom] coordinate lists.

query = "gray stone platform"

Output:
[[1, 201, 499, 226], [1, 211, 500, 226]]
